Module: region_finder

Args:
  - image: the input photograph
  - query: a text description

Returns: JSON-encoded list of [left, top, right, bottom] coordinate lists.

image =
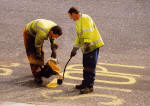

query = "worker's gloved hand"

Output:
[[51, 43, 58, 50], [70, 47, 78, 58], [53, 44, 58, 49], [48, 57, 58, 64], [70, 50, 76, 57]]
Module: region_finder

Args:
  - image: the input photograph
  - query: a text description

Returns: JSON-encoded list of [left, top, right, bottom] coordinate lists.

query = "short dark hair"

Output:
[[51, 25, 62, 36], [68, 7, 80, 14]]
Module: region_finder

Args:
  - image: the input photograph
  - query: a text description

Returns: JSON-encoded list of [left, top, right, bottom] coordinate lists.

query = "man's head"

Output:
[[49, 25, 62, 38], [68, 7, 80, 21]]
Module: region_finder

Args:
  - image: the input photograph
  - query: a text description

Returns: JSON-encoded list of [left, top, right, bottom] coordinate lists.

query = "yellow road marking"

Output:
[[0, 68, 13, 76], [67, 64, 140, 77], [41, 90, 63, 99], [0, 62, 143, 105], [41, 89, 123, 105], [65, 71, 137, 85], [98, 63, 145, 69], [63, 82, 132, 92], [96, 66, 140, 77], [46, 78, 58, 88], [54, 94, 124, 105], [40, 62, 143, 105], [0, 63, 20, 68]]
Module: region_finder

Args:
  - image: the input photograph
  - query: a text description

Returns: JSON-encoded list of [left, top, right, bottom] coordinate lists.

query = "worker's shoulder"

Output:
[[82, 14, 91, 18], [27, 19, 50, 23], [37, 19, 56, 24], [82, 14, 93, 21], [36, 19, 57, 28]]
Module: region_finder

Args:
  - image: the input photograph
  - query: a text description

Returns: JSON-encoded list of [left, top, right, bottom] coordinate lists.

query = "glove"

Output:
[[51, 43, 58, 50], [48, 57, 58, 64], [70, 47, 78, 57]]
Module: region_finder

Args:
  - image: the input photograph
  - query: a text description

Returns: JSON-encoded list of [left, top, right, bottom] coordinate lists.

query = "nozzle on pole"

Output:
[[57, 79, 63, 85]]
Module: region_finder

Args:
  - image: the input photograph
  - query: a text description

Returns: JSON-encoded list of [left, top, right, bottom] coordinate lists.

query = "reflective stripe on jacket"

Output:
[[74, 14, 104, 54], [25, 19, 57, 54]]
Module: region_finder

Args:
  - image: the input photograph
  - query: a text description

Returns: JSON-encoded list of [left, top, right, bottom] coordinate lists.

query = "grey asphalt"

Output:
[[0, 0, 150, 106]]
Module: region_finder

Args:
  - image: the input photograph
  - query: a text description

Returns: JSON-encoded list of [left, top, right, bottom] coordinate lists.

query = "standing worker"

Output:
[[68, 7, 104, 94], [23, 19, 62, 84]]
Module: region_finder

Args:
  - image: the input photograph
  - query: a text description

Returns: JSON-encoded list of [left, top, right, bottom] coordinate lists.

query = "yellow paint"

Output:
[[0, 68, 13, 76], [41, 89, 123, 105], [46, 78, 58, 88], [96, 65, 140, 77], [63, 82, 132, 92], [98, 63, 144, 69], [41, 90, 63, 99], [0, 63, 20, 67], [97, 70, 140, 77], [65, 71, 136, 85], [67, 64, 140, 77], [40, 62, 143, 105], [66, 64, 83, 71], [54, 94, 124, 105]]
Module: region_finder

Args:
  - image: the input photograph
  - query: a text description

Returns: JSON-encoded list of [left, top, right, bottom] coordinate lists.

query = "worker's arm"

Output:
[[70, 35, 80, 57], [49, 38, 58, 58], [82, 17, 94, 43], [35, 34, 44, 56], [82, 17, 95, 51], [73, 35, 80, 49]]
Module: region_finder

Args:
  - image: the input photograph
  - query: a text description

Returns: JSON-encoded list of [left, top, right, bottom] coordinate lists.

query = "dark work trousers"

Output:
[[82, 48, 99, 88], [23, 29, 44, 79]]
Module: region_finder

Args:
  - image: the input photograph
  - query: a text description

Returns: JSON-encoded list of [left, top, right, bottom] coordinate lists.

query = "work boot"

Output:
[[80, 87, 93, 94], [34, 77, 43, 84], [75, 84, 86, 90]]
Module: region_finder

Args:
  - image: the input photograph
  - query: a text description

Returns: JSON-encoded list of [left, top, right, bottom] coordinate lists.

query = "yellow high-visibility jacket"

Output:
[[25, 19, 56, 54], [74, 14, 104, 54]]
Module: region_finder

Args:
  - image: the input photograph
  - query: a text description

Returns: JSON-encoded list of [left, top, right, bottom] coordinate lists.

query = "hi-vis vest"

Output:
[[25, 19, 57, 54], [74, 14, 104, 54]]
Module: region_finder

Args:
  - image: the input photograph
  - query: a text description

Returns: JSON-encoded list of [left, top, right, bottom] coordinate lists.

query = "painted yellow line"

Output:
[[65, 71, 137, 85], [40, 62, 143, 105], [41, 90, 63, 99], [0, 68, 13, 76], [0, 63, 20, 68], [67, 65, 141, 77], [63, 82, 132, 92], [66, 64, 83, 71], [98, 63, 145, 69], [97, 71, 140, 77], [41, 89, 124, 105], [96, 66, 140, 77], [53, 94, 124, 105], [46, 78, 58, 88]]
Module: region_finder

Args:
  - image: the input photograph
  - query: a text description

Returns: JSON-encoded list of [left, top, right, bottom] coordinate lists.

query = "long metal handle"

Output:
[[62, 57, 72, 80]]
